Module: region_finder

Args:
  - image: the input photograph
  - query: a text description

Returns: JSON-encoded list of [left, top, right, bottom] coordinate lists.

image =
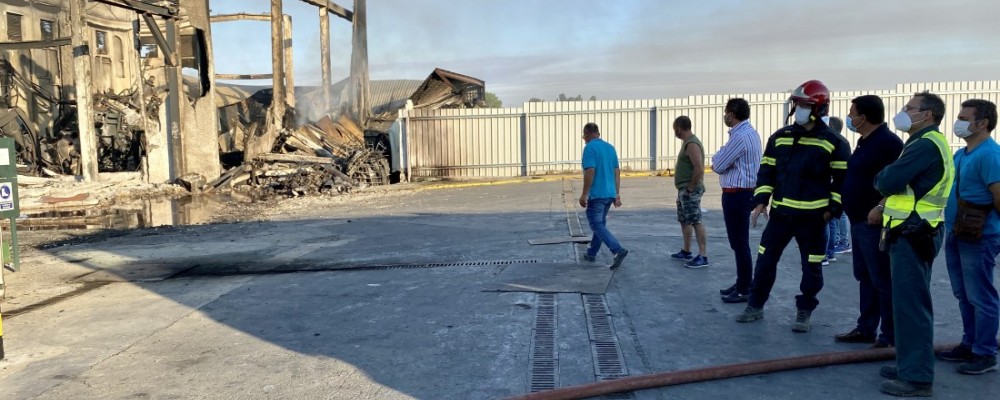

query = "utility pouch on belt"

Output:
[[900, 219, 938, 262]]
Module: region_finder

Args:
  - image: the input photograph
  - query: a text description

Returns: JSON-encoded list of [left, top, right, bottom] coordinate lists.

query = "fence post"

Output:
[[649, 106, 658, 171], [520, 106, 529, 177]]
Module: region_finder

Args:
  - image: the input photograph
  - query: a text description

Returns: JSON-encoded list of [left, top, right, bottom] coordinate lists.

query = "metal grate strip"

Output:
[[582, 294, 634, 400], [339, 259, 539, 271], [528, 293, 558, 393]]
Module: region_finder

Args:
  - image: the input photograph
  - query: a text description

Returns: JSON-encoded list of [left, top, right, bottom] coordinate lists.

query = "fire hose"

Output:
[[507, 343, 959, 400]]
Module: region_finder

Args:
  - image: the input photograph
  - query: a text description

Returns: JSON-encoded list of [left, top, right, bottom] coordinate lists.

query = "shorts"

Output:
[[677, 187, 704, 225]]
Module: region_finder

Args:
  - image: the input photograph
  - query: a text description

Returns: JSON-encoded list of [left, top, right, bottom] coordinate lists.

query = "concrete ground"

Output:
[[0, 174, 997, 399]]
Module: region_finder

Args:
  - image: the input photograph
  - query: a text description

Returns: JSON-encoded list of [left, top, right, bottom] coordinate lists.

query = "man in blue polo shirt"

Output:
[[580, 122, 629, 270], [937, 99, 1000, 376]]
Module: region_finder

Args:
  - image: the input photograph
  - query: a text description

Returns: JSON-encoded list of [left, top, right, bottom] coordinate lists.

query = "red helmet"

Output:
[[789, 80, 830, 106]]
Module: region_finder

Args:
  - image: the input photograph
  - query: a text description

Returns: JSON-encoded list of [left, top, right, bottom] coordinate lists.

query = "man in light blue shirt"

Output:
[[580, 122, 628, 270], [938, 99, 1000, 376]]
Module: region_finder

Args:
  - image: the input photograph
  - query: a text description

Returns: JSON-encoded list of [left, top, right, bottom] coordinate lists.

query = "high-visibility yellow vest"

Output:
[[882, 130, 954, 229]]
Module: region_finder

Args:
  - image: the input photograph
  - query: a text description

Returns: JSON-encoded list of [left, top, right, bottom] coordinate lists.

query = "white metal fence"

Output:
[[398, 80, 1000, 180]]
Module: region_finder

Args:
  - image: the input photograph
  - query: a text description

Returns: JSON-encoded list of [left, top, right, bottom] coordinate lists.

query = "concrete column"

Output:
[[69, 0, 99, 181], [319, 6, 331, 110], [282, 14, 294, 109], [270, 0, 286, 128]]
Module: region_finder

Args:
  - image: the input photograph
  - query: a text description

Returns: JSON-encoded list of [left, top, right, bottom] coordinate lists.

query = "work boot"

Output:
[[957, 354, 998, 375], [936, 343, 973, 362], [792, 309, 812, 333], [879, 379, 932, 397], [880, 366, 897, 380], [735, 305, 764, 323]]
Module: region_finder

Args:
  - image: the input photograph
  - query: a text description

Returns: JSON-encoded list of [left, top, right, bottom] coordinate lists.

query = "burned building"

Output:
[[0, 0, 221, 184]]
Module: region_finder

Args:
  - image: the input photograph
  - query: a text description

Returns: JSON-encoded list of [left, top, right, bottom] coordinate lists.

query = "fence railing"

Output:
[[398, 80, 1000, 180]]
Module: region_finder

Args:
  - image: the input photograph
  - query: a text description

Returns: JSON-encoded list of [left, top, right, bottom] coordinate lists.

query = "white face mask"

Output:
[[953, 120, 974, 138], [893, 108, 928, 132], [893, 111, 914, 132], [794, 106, 813, 125]]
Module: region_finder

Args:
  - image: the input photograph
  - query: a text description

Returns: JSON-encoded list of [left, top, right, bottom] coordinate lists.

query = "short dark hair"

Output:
[[725, 98, 751, 121], [583, 122, 600, 135], [851, 95, 885, 124], [914, 91, 946, 124], [961, 99, 998, 132], [828, 116, 843, 133], [674, 116, 692, 131]]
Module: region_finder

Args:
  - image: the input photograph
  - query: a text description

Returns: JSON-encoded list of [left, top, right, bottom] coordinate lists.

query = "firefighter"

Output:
[[734, 80, 851, 333]]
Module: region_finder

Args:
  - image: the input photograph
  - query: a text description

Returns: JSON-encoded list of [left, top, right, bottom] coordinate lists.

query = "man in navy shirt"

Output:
[[834, 95, 904, 348], [580, 122, 629, 270]]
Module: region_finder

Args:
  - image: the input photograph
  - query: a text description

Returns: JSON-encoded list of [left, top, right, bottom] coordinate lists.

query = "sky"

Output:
[[208, 0, 1000, 105]]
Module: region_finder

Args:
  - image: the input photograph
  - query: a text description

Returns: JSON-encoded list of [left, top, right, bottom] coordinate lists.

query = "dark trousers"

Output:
[[722, 191, 754, 292], [851, 222, 894, 344], [748, 212, 827, 310], [890, 228, 943, 384]]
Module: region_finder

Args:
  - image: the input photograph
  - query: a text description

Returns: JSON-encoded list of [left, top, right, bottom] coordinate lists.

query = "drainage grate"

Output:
[[329, 259, 539, 272], [528, 293, 558, 392], [582, 294, 634, 400]]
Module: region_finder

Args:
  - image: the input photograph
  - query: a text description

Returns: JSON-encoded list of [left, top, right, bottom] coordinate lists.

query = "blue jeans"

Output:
[[838, 214, 850, 246], [944, 232, 1000, 357], [826, 219, 838, 257], [586, 198, 623, 257]]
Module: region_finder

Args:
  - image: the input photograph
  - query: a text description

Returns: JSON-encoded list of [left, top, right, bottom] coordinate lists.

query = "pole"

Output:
[[319, 6, 331, 111], [270, 0, 287, 130], [69, 0, 100, 181], [164, 18, 184, 179], [282, 15, 295, 108]]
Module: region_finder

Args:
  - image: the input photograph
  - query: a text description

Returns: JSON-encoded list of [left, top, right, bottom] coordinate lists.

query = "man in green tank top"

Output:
[[670, 116, 708, 268]]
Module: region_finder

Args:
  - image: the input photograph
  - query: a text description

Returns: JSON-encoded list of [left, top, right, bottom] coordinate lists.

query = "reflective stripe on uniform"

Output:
[[761, 156, 776, 166], [758, 245, 766, 254], [830, 161, 848, 169], [808, 254, 826, 263], [755, 185, 774, 196], [773, 197, 829, 210], [831, 192, 842, 204], [798, 138, 835, 153]]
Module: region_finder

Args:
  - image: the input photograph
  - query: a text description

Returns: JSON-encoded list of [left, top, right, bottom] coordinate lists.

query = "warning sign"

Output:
[[0, 182, 12, 211]]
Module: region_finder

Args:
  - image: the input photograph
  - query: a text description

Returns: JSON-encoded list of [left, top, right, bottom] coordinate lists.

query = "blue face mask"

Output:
[[846, 115, 864, 132]]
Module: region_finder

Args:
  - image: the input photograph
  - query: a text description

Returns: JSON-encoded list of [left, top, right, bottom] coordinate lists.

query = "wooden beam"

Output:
[[283, 14, 295, 108], [209, 13, 271, 23], [299, 0, 353, 21], [91, 0, 178, 17], [215, 73, 274, 80], [0, 38, 70, 50], [142, 14, 175, 66], [319, 6, 331, 109], [69, 0, 99, 182]]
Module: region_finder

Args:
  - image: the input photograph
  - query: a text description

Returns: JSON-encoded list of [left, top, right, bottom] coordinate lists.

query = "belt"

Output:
[[722, 187, 755, 193]]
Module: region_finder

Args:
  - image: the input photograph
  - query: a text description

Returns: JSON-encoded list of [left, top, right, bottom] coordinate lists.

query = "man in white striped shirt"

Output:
[[714, 98, 764, 303]]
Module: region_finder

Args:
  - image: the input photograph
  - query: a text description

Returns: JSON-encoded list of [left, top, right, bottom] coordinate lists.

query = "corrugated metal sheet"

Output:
[[401, 81, 1000, 179]]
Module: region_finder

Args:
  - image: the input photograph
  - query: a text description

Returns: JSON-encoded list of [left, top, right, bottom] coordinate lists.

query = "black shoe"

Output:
[[792, 309, 812, 333], [957, 354, 998, 375], [834, 329, 877, 344], [720, 284, 737, 296], [871, 341, 894, 349], [610, 248, 629, 270], [721, 291, 749, 303], [937, 343, 973, 362], [880, 366, 897, 380], [880, 379, 932, 397]]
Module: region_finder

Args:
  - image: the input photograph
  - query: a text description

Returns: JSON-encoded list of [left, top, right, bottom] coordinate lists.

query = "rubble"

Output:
[[206, 114, 389, 198]]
